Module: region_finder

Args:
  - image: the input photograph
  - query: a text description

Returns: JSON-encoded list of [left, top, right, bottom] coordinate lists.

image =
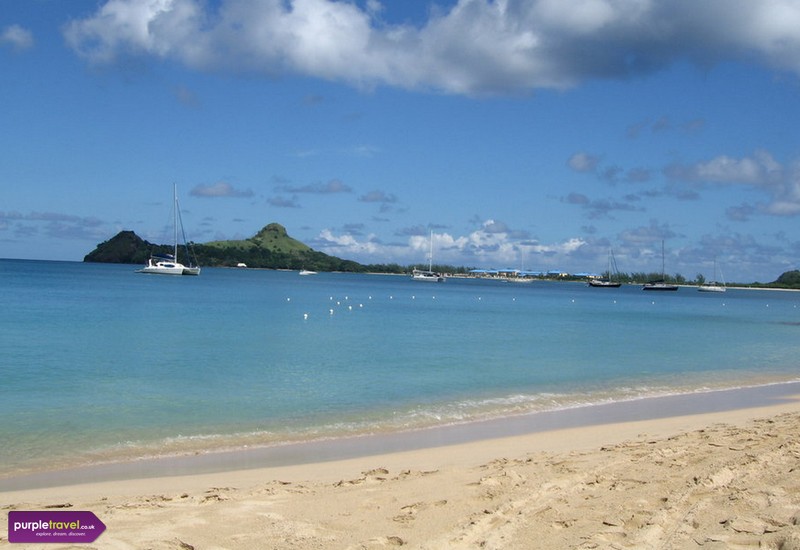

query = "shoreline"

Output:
[[3, 381, 799, 493], [3, 387, 800, 549]]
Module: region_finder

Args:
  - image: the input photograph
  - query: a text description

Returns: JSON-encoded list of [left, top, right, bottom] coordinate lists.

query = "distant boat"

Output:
[[137, 184, 201, 276], [589, 249, 622, 288], [642, 280, 678, 291], [643, 241, 677, 291], [299, 269, 317, 276], [507, 250, 534, 283], [698, 260, 726, 293], [412, 231, 445, 282], [412, 269, 445, 282]]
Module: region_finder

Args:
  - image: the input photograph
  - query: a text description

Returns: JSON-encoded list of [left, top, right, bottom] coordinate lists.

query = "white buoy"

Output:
[[303, 313, 308, 320]]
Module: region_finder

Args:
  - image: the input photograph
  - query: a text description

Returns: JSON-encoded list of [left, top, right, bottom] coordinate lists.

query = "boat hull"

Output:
[[698, 285, 725, 292], [137, 262, 185, 275], [412, 270, 444, 282], [643, 283, 679, 291], [589, 280, 621, 288], [137, 259, 199, 276]]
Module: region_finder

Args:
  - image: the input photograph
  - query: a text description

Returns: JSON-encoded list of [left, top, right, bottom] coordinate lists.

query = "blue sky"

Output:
[[2, 0, 800, 282]]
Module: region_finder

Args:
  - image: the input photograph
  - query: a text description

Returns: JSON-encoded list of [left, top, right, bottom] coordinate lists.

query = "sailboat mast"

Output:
[[428, 231, 433, 272], [173, 183, 179, 261]]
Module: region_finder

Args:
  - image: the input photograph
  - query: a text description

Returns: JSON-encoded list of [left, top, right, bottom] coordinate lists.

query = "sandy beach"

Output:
[[3, 389, 800, 549]]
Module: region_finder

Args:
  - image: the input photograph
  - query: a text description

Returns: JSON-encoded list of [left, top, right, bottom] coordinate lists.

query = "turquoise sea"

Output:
[[1, 259, 799, 479]]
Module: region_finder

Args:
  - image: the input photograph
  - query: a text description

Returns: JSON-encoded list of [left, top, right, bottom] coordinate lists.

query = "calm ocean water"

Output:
[[1, 259, 799, 477]]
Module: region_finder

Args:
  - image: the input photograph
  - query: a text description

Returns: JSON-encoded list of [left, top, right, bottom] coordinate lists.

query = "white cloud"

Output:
[[315, 219, 586, 269], [568, 152, 600, 173], [667, 150, 782, 185], [278, 179, 353, 194], [1, 24, 34, 51], [0, 210, 106, 242], [63, 0, 800, 95], [359, 190, 397, 203], [618, 220, 677, 246], [666, 150, 800, 218], [191, 181, 254, 198], [316, 228, 383, 255]]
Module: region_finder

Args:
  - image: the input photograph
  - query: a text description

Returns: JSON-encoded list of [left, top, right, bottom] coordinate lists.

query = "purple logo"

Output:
[[8, 511, 106, 544]]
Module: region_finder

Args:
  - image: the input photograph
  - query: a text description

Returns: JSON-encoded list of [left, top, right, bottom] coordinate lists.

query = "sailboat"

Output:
[[589, 249, 622, 288], [137, 184, 201, 276], [411, 231, 445, 282], [507, 248, 534, 283], [698, 260, 726, 293], [642, 241, 677, 291]]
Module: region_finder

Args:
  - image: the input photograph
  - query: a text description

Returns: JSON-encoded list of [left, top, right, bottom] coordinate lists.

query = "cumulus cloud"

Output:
[[359, 190, 399, 214], [563, 192, 642, 219], [665, 150, 782, 185], [1, 24, 34, 51], [268, 195, 301, 208], [63, 0, 800, 95], [191, 181, 254, 197], [277, 179, 353, 194], [314, 228, 383, 256], [666, 150, 800, 217], [568, 152, 599, 173], [569, 151, 653, 185], [618, 220, 678, 246], [315, 218, 587, 268], [359, 190, 397, 203], [628, 116, 705, 139], [0, 210, 105, 241]]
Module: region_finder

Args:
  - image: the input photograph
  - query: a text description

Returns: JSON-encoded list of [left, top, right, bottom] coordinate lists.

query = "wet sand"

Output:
[[3, 384, 800, 549]]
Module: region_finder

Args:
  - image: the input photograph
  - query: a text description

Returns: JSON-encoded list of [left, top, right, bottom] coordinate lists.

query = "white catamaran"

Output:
[[137, 184, 201, 276]]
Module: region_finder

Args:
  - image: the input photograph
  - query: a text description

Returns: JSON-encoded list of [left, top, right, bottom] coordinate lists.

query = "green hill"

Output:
[[203, 223, 313, 255], [84, 223, 365, 272]]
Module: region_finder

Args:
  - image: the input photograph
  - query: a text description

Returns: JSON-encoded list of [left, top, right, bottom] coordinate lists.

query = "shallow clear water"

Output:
[[1, 259, 799, 475]]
